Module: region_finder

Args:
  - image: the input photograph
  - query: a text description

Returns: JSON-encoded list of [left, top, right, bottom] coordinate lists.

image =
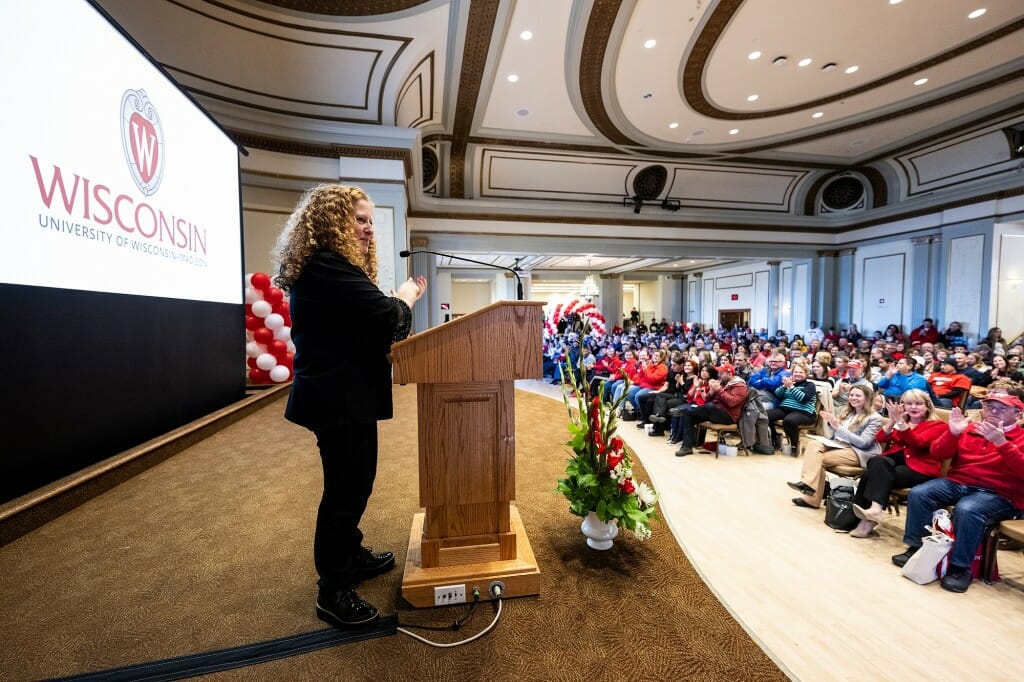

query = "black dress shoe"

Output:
[[940, 565, 972, 593], [891, 546, 919, 568], [316, 588, 380, 627], [636, 421, 646, 428], [354, 546, 395, 579], [791, 498, 816, 508], [675, 446, 693, 457], [787, 481, 816, 496]]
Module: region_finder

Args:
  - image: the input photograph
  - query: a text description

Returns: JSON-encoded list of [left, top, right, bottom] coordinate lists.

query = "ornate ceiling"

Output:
[[97, 0, 1024, 275]]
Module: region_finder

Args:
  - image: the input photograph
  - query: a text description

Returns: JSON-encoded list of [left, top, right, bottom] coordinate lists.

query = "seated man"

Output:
[[892, 392, 1024, 593], [674, 363, 747, 457], [876, 356, 928, 400]]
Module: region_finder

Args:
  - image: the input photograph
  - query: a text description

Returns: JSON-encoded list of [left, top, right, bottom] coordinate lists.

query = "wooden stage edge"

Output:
[[401, 505, 541, 608]]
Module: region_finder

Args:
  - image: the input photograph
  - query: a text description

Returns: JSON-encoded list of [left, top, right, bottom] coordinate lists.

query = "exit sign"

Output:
[[731, 294, 739, 301]]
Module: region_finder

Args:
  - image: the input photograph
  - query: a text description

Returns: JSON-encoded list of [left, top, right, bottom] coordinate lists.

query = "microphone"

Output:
[[400, 249, 524, 300]]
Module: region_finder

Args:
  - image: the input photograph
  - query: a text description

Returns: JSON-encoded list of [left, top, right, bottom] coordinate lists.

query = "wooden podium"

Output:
[[389, 301, 545, 607]]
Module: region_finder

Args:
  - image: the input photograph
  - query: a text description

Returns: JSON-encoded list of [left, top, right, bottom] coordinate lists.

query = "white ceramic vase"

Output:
[[580, 510, 619, 550]]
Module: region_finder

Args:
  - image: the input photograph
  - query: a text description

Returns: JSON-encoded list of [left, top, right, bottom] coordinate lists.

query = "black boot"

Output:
[[316, 588, 379, 627]]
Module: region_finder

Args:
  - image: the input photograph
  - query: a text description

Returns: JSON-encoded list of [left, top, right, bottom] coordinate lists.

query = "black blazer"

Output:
[[284, 251, 410, 429]]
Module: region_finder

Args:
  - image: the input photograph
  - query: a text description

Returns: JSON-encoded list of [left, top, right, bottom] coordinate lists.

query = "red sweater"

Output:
[[635, 362, 668, 390], [931, 423, 1024, 509], [875, 419, 949, 477]]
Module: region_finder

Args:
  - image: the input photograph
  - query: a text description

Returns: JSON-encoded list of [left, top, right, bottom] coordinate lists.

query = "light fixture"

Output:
[[914, 77, 928, 86], [772, 56, 788, 67], [822, 62, 837, 72], [729, 128, 740, 135], [507, 74, 519, 82], [747, 94, 759, 102], [798, 57, 812, 67], [889, 0, 903, 5], [669, 122, 679, 129], [845, 65, 859, 74], [812, 111, 824, 118], [520, 30, 533, 40], [968, 8, 987, 19], [748, 51, 762, 60], [514, 107, 530, 117], [644, 39, 657, 49], [580, 258, 600, 301]]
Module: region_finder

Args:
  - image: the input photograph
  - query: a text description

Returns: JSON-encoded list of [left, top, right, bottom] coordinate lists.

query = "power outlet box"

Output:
[[433, 584, 466, 606]]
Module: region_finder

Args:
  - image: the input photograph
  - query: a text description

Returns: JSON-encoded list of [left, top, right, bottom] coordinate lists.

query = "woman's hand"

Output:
[[821, 409, 840, 429], [394, 275, 427, 308], [887, 400, 905, 424]]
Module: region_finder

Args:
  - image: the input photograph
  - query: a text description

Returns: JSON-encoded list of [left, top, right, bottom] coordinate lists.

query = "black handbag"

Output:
[[824, 485, 859, 531]]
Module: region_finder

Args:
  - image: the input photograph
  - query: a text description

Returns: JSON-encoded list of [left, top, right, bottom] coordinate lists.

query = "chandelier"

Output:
[[579, 258, 599, 301]]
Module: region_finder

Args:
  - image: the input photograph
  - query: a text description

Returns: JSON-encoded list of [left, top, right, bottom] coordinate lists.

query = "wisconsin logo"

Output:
[[120, 89, 165, 196]]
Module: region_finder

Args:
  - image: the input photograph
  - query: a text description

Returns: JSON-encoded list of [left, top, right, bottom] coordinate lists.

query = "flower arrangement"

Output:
[[555, 350, 659, 540]]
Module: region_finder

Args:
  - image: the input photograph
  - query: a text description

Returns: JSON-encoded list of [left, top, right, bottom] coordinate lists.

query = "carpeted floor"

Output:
[[0, 386, 785, 681]]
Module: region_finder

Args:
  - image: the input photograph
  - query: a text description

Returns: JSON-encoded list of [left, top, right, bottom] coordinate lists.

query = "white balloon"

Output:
[[245, 341, 266, 358], [264, 313, 285, 330], [245, 330, 255, 342], [245, 287, 263, 304], [256, 352, 277, 371], [273, 325, 291, 341], [287, 341, 296, 353], [245, 272, 254, 286], [251, 300, 272, 318], [269, 365, 291, 383]]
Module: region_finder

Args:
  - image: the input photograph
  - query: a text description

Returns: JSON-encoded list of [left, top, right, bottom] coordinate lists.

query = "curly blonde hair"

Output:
[[272, 184, 378, 290]]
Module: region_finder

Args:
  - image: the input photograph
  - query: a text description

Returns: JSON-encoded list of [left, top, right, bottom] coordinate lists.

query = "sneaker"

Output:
[[891, 546, 919, 568], [316, 588, 380, 627], [940, 565, 972, 593], [675, 446, 693, 457], [354, 546, 395, 579]]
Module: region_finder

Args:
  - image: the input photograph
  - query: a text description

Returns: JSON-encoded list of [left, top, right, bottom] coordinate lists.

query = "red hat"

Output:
[[716, 363, 735, 375], [981, 393, 1024, 410], [847, 359, 864, 369]]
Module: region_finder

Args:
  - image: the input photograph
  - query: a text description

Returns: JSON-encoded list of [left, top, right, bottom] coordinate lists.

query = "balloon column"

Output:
[[244, 272, 295, 384]]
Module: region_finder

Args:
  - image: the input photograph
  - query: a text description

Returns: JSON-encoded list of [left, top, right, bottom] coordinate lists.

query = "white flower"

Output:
[[632, 523, 652, 541], [636, 481, 658, 507]]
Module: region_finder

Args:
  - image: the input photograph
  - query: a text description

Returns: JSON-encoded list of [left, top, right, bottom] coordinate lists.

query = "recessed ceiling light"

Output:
[[514, 107, 530, 117], [689, 260, 696, 263], [798, 58, 812, 67], [669, 122, 679, 129], [845, 65, 859, 74], [748, 51, 762, 60], [889, 0, 903, 5], [644, 39, 657, 49], [812, 111, 824, 118], [968, 8, 987, 19], [746, 94, 759, 102], [772, 56, 788, 67], [691, 128, 707, 137], [507, 74, 519, 83], [643, 92, 653, 99], [914, 77, 929, 86], [729, 128, 740, 135], [520, 30, 533, 40], [822, 62, 837, 72]]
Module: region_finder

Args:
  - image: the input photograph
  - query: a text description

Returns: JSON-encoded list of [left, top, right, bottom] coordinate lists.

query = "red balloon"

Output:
[[245, 314, 263, 331], [245, 303, 253, 316], [249, 368, 270, 384], [253, 327, 274, 345], [272, 301, 290, 316], [282, 352, 294, 370], [246, 356, 258, 369], [250, 273, 271, 291], [264, 287, 284, 305], [269, 340, 288, 359]]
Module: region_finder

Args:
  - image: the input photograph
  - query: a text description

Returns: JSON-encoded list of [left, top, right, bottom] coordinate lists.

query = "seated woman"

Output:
[[767, 360, 817, 453], [622, 348, 668, 416], [666, 364, 715, 445], [602, 349, 636, 403], [809, 358, 835, 387], [849, 389, 949, 537], [787, 384, 882, 508], [977, 353, 1024, 387]]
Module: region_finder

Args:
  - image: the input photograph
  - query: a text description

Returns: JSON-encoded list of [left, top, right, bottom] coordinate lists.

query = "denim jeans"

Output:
[[629, 387, 654, 414], [904, 477, 1021, 568]]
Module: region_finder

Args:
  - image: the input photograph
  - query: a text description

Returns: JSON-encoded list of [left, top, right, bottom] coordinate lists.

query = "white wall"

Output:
[[451, 279, 493, 315], [992, 222, 1024, 339], [852, 240, 913, 337]]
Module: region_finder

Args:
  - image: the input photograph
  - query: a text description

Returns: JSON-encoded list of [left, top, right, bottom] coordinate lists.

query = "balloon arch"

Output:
[[544, 299, 606, 337], [243, 272, 295, 384]]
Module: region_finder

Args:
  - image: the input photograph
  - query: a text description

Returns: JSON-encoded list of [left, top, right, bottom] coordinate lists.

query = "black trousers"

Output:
[[312, 420, 379, 590], [854, 451, 933, 508], [679, 404, 733, 446], [766, 407, 816, 449]]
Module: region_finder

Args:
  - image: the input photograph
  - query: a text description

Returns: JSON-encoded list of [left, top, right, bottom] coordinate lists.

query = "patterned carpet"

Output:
[[0, 386, 785, 681]]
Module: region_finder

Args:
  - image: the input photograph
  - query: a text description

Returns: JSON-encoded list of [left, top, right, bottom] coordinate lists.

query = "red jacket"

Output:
[[593, 356, 623, 377], [635, 362, 668, 390], [710, 377, 748, 422], [875, 419, 949, 477], [931, 423, 1024, 509]]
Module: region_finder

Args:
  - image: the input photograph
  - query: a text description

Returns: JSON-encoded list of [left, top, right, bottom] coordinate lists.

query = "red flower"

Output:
[[619, 478, 635, 494], [610, 436, 623, 451], [607, 452, 623, 469]]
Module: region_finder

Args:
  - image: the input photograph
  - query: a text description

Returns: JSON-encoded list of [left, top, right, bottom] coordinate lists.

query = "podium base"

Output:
[[401, 505, 541, 607]]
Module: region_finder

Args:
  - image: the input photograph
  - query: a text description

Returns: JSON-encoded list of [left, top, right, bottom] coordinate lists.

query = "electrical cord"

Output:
[[396, 584, 504, 648], [398, 597, 478, 631]]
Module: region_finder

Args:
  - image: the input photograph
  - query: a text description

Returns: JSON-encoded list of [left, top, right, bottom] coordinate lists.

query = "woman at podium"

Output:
[[272, 184, 426, 628]]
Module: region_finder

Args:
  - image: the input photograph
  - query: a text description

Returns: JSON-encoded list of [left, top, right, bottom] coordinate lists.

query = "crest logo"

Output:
[[120, 89, 165, 196]]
